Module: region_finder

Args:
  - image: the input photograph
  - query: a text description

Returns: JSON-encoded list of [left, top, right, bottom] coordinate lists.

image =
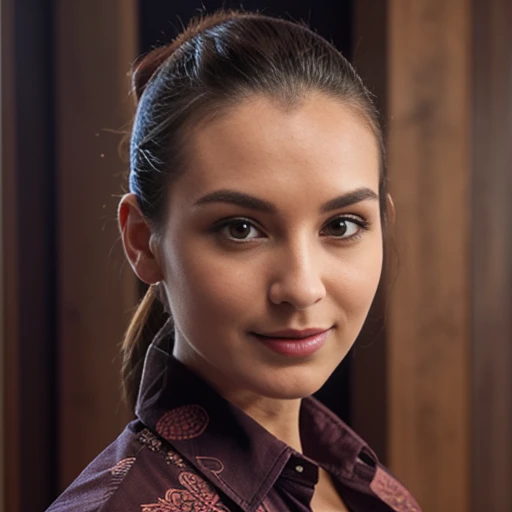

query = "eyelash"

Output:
[[212, 215, 370, 243]]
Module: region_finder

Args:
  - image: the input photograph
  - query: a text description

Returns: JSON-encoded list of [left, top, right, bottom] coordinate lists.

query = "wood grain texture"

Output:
[[387, 1, 471, 510], [472, 0, 512, 510], [55, 0, 138, 490]]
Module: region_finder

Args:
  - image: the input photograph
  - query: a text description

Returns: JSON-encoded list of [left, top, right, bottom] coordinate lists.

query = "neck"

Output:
[[225, 390, 303, 453], [173, 340, 304, 452], [174, 357, 303, 451]]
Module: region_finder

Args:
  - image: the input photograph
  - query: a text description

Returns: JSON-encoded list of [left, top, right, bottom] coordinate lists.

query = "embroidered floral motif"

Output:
[[104, 457, 136, 501], [110, 457, 137, 477], [196, 456, 224, 475], [138, 428, 163, 452], [137, 428, 187, 469], [141, 471, 230, 512], [165, 449, 187, 469], [156, 405, 209, 441], [370, 466, 421, 512]]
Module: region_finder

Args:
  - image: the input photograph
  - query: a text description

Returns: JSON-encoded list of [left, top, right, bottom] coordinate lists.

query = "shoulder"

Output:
[[45, 422, 141, 512], [46, 421, 192, 512], [46, 422, 231, 512]]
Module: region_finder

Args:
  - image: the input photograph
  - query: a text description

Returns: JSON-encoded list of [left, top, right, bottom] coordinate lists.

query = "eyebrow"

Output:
[[193, 190, 277, 213], [320, 187, 379, 213], [193, 187, 378, 213]]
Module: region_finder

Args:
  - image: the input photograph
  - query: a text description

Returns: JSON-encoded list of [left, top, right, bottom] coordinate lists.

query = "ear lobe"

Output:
[[118, 193, 164, 284], [386, 193, 396, 225]]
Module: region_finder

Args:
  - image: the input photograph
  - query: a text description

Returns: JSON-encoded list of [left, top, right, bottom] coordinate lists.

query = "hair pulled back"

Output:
[[122, 9, 385, 410]]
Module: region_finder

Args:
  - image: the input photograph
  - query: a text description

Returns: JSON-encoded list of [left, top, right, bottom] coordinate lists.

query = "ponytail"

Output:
[[121, 284, 170, 410]]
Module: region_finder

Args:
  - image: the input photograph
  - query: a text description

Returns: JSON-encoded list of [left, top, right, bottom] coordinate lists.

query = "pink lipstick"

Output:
[[251, 328, 331, 357]]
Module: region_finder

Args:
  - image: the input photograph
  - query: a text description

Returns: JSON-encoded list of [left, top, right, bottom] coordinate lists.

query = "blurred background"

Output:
[[1, 0, 511, 511]]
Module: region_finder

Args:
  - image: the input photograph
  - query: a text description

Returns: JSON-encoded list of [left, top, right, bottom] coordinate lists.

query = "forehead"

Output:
[[174, 93, 380, 202]]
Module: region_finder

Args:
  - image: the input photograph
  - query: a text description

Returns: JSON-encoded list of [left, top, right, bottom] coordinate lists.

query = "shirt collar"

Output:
[[135, 323, 383, 510]]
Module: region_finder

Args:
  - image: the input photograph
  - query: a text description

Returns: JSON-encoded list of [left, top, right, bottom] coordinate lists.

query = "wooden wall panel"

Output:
[[387, 1, 471, 510], [55, 0, 138, 490], [472, 0, 512, 510]]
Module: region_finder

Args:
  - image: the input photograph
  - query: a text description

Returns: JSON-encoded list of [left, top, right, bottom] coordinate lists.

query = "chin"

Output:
[[242, 365, 332, 400]]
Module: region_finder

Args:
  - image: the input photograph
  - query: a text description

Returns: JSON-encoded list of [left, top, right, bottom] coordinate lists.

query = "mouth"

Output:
[[255, 327, 332, 339], [250, 327, 333, 357]]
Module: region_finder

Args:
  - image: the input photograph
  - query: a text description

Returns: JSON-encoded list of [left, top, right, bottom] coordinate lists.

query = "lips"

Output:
[[250, 327, 332, 357], [257, 327, 331, 339]]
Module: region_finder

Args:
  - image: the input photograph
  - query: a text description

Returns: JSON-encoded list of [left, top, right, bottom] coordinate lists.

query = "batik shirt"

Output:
[[47, 332, 422, 512]]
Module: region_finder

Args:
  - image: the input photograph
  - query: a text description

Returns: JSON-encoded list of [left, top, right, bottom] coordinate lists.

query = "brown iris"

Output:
[[228, 220, 252, 239], [324, 218, 348, 237]]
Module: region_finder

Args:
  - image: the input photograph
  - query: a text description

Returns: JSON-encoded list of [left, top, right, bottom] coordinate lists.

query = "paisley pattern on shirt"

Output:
[[156, 405, 209, 441], [141, 471, 230, 512], [110, 457, 137, 478], [196, 456, 225, 475], [370, 467, 421, 512], [103, 457, 137, 502]]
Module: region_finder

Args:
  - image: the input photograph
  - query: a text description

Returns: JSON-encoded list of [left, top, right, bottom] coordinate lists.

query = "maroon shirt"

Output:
[[47, 332, 422, 512]]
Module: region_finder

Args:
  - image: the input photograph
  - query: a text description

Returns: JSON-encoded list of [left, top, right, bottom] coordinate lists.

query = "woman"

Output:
[[47, 10, 421, 512]]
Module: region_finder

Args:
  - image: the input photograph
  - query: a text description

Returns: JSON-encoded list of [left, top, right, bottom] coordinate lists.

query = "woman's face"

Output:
[[160, 93, 383, 400]]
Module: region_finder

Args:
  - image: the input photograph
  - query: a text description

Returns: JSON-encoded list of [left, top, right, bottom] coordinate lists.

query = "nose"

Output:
[[267, 241, 326, 310]]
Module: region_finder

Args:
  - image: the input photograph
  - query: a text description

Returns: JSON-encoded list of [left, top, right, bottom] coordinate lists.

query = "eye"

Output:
[[321, 216, 366, 239], [218, 218, 264, 241]]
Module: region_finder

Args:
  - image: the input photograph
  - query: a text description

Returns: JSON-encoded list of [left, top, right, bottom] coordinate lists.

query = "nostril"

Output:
[[267, 279, 326, 310]]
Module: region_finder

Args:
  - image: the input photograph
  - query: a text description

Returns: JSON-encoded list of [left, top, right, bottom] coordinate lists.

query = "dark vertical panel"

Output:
[[55, 0, 138, 490], [2, 0, 58, 509], [350, 0, 389, 463], [1, 0, 21, 509], [16, 1, 58, 506], [472, 0, 512, 510]]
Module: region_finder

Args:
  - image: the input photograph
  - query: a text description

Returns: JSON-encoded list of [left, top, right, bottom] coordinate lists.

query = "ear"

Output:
[[118, 193, 164, 284], [386, 193, 396, 225]]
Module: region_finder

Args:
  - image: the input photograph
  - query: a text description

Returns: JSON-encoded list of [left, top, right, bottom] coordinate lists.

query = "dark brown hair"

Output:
[[121, 9, 385, 409]]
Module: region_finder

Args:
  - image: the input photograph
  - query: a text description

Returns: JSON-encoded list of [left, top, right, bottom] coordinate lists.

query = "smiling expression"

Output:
[[157, 93, 383, 400]]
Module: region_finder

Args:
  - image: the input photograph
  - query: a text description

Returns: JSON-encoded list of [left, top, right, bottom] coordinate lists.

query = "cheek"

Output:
[[330, 243, 383, 316], [164, 226, 383, 330], [163, 239, 262, 328]]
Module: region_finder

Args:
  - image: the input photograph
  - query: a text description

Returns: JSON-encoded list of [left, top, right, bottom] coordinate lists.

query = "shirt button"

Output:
[[295, 465, 304, 473]]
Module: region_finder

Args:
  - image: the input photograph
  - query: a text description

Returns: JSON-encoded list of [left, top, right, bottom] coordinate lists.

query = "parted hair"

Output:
[[122, 9, 385, 410]]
